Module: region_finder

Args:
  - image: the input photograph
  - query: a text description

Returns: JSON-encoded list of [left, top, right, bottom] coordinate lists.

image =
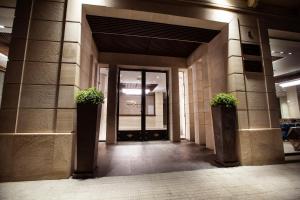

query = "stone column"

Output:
[[106, 65, 118, 144], [187, 67, 195, 142], [0, 0, 78, 181], [227, 15, 284, 165], [171, 67, 180, 142]]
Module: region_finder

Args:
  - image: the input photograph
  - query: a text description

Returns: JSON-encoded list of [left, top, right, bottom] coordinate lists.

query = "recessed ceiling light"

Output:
[[280, 51, 284, 54], [0, 25, 5, 29], [288, 52, 292, 55]]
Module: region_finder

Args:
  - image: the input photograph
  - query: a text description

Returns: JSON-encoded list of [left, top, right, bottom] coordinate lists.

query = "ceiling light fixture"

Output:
[[122, 88, 150, 95], [288, 52, 292, 55], [280, 51, 284, 54], [279, 79, 300, 88]]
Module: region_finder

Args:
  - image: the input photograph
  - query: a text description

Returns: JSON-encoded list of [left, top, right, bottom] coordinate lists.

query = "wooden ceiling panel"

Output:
[[87, 15, 220, 57]]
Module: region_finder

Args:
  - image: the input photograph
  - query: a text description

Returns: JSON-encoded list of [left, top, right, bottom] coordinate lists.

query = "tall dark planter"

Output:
[[212, 105, 239, 167], [73, 104, 102, 178]]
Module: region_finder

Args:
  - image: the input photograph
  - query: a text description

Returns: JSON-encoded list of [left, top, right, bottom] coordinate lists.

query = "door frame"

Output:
[[116, 67, 169, 141]]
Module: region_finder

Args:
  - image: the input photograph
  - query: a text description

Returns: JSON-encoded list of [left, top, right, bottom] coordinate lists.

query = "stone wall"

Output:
[[0, 0, 77, 181]]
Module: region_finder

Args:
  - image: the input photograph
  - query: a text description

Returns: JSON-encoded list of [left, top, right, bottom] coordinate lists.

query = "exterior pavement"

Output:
[[1, 163, 300, 200]]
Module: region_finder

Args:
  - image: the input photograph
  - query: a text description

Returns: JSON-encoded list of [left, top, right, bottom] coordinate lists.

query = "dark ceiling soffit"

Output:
[[87, 15, 219, 57], [86, 15, 219, 43], [92, 33, 201, 57]]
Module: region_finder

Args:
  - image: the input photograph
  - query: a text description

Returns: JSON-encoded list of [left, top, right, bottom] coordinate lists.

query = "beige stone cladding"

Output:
[[0, 0, 78, 181]]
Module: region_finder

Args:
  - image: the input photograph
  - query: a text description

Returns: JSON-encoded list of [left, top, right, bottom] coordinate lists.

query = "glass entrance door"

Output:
[[117, 69, 168, 141]]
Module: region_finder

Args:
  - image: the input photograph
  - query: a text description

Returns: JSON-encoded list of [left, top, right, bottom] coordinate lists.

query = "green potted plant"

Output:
[[211, 93, 239, 167], [73, 87, 104, 178]]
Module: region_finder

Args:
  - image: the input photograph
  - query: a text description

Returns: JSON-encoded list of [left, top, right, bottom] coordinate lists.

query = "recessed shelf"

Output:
[[243, 60, 263, 73], [241, 43, 261, 56]]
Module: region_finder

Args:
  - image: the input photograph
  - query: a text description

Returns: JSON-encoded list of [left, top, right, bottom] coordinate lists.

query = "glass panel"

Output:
[[145, 72, 167, 131], [179, 71, 186, 139], [98, 67, 109, 141], [118, 70, 142, 131], [0, 71, 4, 108]]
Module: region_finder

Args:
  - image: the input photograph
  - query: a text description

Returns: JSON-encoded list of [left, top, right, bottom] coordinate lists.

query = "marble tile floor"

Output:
[[96, 140, 217, 177], [1, 163, 300, 200]]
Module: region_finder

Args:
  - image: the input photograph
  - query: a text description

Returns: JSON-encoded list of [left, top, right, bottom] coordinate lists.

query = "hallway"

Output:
[[96, 141, 216, 177]]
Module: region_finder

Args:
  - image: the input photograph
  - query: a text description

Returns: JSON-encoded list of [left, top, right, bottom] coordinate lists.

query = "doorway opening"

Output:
[[268, 29, 300, 161], [117, 69, 169, 141]]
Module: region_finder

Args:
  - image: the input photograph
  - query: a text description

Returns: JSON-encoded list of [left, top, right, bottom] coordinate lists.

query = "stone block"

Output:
[[12, 19, 30, 39], [0, 133, 73, 182], [53, 133, 74, 177], [227, 73, 245, 92], [270, 110, 280, 128], [8, 38, 26, 60], [204, 112, 212, 125], [267, 92, 280, 110], [0, 109, 17, 133], [238, 15, 257, 27], [62, 42, 80, 64], [14, 0, 31, 20], [0, 0, 16, 7], [248, 110, 270, 128], [246, 92, 267, 110], [64, 22, 81, 42], [60, 63, 80, 86], [20, 85, 57, 108], [56, 109, 76, 132], [257, 19, 269, 45], [237, 129, 284, 165], [228, 39, 242, 57], [1, 84, 20, 108], [240, 26, 259, 43], [29, 20, 63, 41], [265, 75, 276, 93], [237, 110, 249, 129], [58, 86, 78, 108], [32, 1, 64, 21], [23, 62, 59, 84], [228, 56, 243, 74], [17, 109, 55, 132], [66, 0, 82, 23], [262, 57, 274, 76], [12, 134, 54, 180], [231, 91, 247, 110], [228, 18, 240, 40], [205, 124, 215, 150], [236, 130, 251, 165], [0, 134, 14, 181], [251, 129, 284, 165], [4, 61, 23, 83], [261, 43, 272, 60], [27, 40, 60, 62], [245, 73, 266, 92]]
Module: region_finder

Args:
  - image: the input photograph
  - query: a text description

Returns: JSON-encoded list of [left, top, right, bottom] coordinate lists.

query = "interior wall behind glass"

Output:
[[98, 68, 109, 141], [0, 71, 4, 107]]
